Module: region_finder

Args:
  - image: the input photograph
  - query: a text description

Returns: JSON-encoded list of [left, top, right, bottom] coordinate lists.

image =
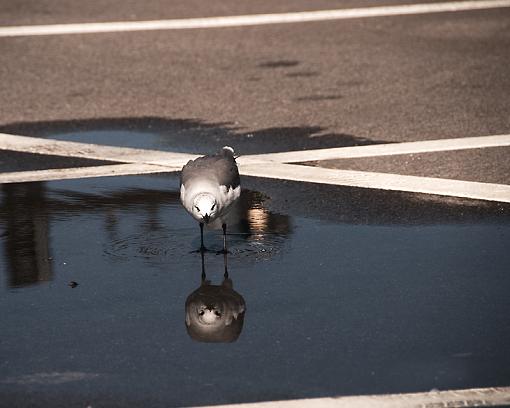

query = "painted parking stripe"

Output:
[[239, 163, 510, 203], [0, 163, 176, 184], [0, 132, 197, 167], [3, 132, 510, 165], [194, 386, 510, 408], [241, 134, 510, 164], [1, 0, 510, 37], [4, 162, 510, 203], [2, 132, 510, 202]]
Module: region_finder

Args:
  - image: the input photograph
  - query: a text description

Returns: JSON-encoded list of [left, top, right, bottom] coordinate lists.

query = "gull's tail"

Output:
[[221, 146, 235, 157]]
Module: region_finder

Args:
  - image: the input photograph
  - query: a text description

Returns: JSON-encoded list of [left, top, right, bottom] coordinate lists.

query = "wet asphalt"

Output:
[[1, 1, 510, 407], [1, 1, 510, 184]]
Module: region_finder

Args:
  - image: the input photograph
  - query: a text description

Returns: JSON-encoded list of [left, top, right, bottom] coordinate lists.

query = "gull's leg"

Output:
[[190, 222, 209, 253], [216, 223, 230, 254], [214, 224, 230, 255], [200, 222, 206, 252], [222, 223, 227, 253]]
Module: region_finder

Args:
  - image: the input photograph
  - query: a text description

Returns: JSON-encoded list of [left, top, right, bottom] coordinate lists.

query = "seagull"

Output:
[[180, 146, 241, 253]]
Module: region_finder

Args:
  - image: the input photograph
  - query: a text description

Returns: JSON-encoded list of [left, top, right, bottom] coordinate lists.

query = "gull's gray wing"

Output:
[[181, 147, 240, 190]]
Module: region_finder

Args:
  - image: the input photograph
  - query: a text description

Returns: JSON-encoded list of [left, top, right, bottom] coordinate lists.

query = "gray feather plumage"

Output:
[[180, 147, 240, 190]]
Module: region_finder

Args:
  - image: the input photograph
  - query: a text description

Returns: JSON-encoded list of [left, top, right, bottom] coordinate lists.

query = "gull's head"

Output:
[[193, 193, 217, 223]]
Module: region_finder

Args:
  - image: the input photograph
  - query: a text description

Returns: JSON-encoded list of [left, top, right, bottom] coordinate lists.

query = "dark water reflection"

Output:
[[0, 181, 291, 288], [1, 183, 53, 286]]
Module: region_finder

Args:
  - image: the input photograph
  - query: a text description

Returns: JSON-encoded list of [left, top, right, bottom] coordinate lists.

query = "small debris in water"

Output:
[[68, 281, 79, 288]]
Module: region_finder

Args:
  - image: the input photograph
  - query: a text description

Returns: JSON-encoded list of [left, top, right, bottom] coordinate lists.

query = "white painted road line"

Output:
[[194, 386, 510, 408], [0, 133, 197, 167], [2, 132, 510, 202], [0, 163, 177, 184], [241, 134, 510, 164], [4, 160, 510, 203], [1, 0, 510, 37], [4, 132, 509, 168], [3, 132, 510, 167], [239, 163, 510, 203]]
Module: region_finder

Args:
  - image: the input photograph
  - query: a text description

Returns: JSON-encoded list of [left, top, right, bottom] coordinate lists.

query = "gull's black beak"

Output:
[[203, 214, 210, 223]]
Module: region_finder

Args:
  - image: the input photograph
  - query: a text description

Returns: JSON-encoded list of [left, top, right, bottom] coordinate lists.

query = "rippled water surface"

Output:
[[1, 174, 509, 407]]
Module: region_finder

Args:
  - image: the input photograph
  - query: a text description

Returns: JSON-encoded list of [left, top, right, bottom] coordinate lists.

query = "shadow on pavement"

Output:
[[0, 116, 388, 155]]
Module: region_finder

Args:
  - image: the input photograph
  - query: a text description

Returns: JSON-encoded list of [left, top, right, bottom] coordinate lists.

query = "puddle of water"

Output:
[[0, 174, 509, 407], [0, 175, 291, 286]]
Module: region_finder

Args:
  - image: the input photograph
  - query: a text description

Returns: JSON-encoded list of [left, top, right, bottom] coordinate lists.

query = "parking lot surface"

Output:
[[1, 1, 509, 407]]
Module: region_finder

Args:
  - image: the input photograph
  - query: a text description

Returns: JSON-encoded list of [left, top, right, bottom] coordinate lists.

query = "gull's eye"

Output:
[[194, 205, 200, 211], [211, 203, 216, 210]]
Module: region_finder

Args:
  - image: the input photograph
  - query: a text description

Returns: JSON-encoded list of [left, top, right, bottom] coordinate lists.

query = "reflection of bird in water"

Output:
[[180, 146, 241, 253], [185, 252, 246, 343]]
